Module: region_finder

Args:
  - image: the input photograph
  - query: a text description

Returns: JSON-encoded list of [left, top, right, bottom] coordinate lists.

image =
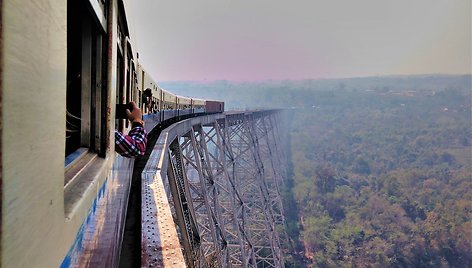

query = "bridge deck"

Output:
[[141, 114, 225, 267], [140, 110, 285, 267]]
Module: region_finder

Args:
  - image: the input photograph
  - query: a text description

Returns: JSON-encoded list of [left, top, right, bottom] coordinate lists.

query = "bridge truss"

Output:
[[141, 111, 288, 267]]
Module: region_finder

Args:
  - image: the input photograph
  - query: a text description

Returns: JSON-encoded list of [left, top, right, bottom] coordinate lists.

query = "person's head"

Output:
[[144, 88, 152, 97]]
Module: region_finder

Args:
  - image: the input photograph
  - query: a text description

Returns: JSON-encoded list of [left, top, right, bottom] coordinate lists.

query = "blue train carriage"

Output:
[[136, 64, 159, 115], [137, 65, 161, 129], [192, 98, 207, 114], [161, 89, 179, 122], [0, 0, 152, 267], [177, 95, 192, 117]]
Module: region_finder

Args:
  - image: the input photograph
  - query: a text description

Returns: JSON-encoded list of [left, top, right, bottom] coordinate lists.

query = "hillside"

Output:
[[162, 75, 471, 267]]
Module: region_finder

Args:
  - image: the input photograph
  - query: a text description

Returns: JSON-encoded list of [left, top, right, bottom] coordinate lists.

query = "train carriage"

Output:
[[192, 98, 206, 114], [177, 95, 192, 116], [0, 0, 224, 267], [161, 89, 178, 121], [206, 100, 226, 113], [137, 65, 161, 115]]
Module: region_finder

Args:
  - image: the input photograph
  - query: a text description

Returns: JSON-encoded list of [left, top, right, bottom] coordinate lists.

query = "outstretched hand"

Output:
[[126, 102, 143, 123]]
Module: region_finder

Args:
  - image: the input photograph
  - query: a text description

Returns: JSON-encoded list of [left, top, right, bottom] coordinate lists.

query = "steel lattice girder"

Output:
[[142, 111, 289, 268]]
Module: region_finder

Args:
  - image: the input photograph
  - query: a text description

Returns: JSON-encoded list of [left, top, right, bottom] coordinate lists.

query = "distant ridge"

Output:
[[160, 73, 471, 84], [159, 74, 470, 110]]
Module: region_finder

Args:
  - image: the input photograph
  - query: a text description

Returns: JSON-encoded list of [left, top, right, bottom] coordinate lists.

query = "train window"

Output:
[[65, 0, 107, 172], [125, 45, 133, 127], [140, 70, 145, 109], [138, 90, 142, 110], [115, 7, 134, 129], [115, 52, 124, 131], [115, 23, 124, 131]]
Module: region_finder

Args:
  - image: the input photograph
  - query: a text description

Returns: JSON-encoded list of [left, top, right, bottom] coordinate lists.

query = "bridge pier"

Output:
[[141, 111, 288, 267]]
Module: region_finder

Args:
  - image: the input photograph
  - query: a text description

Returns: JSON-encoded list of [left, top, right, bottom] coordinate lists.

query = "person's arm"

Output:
[[115, 102, 148, 157]]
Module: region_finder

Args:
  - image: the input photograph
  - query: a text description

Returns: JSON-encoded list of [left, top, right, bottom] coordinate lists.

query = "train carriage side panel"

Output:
[[0, 0, 152, 266], [62, 0, 140, 266], [178, 95, 192, 107], [193, 98, 206, 114], [138, 67, 156, 114], [133, 66, 161, 127], [205, 100, 225, 113], [161, 90, 176, 121], [177, 95, 192, 116], [2, 0, 69, 267], [0, 0, 138, 267]]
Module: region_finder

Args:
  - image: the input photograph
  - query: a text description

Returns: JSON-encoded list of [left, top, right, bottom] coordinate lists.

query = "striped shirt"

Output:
[[115, 125, 147, 157]]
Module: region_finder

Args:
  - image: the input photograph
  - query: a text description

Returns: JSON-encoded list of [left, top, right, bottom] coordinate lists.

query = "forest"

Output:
[[287, 86, 471, 267], [162, 75, 471, 267]]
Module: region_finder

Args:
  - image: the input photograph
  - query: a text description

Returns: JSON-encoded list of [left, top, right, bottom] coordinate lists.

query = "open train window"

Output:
[[65, 0, 107, 171], [140, 70, 145, 110], [115, 22, 132, 131], [138, 90, 142, 109], [115, 26, 124, 131], [125, 44, 134, 127]]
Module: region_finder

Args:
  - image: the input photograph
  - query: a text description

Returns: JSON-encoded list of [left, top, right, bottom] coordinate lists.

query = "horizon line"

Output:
[[157, 73, 471, 84]]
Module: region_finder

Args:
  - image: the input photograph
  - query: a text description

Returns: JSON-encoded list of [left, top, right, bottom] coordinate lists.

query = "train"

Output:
[[1, 0, 224, 267], [133, 64, 223, 130]]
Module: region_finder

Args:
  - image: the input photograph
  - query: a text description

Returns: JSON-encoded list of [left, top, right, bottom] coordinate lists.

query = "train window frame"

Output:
[[140, 70, 145, 109], [125, 42, 134, 127], [65, 0, 108, 184], [88, 0, 107, 32], [115, 23, 125, 131], [115, 22, 132, 132]]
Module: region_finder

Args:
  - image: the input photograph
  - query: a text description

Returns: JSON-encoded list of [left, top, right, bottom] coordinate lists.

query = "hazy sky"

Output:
[[129, 0, 471, 82]]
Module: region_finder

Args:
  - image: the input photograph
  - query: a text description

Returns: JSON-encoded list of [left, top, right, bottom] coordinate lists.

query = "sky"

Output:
[[129, 0, 471, 82]]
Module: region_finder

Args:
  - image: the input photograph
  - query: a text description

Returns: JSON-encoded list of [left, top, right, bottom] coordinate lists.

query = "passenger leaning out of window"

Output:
[[115, 102, 147, 157], [142, 88, 153, 114]]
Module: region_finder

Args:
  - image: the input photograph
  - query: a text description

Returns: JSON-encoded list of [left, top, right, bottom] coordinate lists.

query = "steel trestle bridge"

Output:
[[141, 110, 289, 267]]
